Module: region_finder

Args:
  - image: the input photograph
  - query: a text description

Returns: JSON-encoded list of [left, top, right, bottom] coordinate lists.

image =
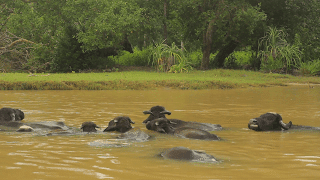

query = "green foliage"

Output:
[[1, 0, 319, 73], [187, 50, 218, 69], [109, 47, 151, 66], [224, 50, 255, 69], [258, 27, 302, 72], [149, 42, 192, 73], [66, 0, 143, 52], [51, 26, 115, 72], [24, 44, 53, 73], [187, 50, 203, 68], [299, 60, 320, 76]]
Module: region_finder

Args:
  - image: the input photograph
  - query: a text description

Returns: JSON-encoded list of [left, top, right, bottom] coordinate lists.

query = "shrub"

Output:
[[149, 42, 193, 73], [113, 47, 151, 66], [187, 50, 202, 68], [299, 60, 320, 76], [258, 27, 302, 72]]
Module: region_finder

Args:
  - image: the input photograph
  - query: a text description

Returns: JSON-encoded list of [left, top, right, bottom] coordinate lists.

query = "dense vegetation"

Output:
[[1, 0, 320, 76]]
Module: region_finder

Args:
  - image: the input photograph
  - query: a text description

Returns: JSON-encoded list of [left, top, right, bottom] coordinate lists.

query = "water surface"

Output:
[[0, 86, 319, 180]]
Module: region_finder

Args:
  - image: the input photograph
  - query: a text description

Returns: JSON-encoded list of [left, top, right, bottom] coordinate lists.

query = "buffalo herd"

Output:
[[0, 106, 319, 163]]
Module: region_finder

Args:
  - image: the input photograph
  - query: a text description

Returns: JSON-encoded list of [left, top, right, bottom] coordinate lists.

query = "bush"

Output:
[[299, 60, 320, 76], [149, 42, 193, 73], [258, 27, 302, 72], [186, 50, 217, 69], [113, 47, 151, 66], [187, 50, 202, 68]]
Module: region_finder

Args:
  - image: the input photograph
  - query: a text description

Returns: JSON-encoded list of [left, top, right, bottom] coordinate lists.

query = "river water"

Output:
[[0, 86, 319, 180]]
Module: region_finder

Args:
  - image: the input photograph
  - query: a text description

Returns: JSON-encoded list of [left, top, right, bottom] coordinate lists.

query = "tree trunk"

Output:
[[214, 40, 239, 68], [163, 0, 168, 44], [201, 20, 215, 70]]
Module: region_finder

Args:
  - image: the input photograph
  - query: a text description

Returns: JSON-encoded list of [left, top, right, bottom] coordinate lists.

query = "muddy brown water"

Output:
[[0, 86, 319, 180]]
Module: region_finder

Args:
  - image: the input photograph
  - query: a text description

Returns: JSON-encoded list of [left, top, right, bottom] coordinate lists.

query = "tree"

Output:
[[2, 0, 144, 72], [247, 0, 320, 62], [172, 0, 266, 69]]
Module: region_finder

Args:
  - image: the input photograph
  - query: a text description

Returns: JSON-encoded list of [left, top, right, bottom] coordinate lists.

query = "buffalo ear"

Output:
[[143, 110, 153, 115], [113, 119, 118, 123], [155, 121, 159, 126]]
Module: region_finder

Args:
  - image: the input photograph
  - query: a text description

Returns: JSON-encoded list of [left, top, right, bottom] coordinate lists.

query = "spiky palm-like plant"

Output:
[[149, 42, 192, 73], [258, 27, 302, 72]]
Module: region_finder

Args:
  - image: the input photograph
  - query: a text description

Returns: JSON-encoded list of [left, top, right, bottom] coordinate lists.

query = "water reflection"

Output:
[[0, 86, 319, 180]]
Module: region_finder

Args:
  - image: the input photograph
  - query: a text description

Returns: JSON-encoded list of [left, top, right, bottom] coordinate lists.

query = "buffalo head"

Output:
[[103, 116, 135, 133], [0, 108, 24, 122], [248, 112, 292, 131], [142, 106, 171, 124], [145, 118, 176, 134], [81, 121, 100, 132]]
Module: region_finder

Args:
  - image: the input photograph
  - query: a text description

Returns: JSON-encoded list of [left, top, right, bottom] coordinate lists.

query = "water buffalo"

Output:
[[248, 112, 292, 131], [103, 116, 135, 133], [0, 107, 24, 122], [146, 118, 220, 140], [81, 121, 100, 132], [160, 147, 218, 163], [143, 106, 222, 131]]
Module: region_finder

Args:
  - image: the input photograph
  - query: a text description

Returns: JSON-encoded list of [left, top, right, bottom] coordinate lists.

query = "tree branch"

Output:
[[0, 38, 35, 50]]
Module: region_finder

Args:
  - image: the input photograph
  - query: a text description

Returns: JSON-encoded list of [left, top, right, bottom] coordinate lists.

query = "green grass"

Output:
[[0, 69, 319, 90]]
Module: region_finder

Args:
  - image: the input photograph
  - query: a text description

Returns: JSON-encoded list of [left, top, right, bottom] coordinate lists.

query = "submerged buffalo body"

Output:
[[13, 121, 70, 133], [160, 147, 218, 163], [248, 113, 292, 131], [104, 116, 135, 133], [174, 127, 220, 141], [143, 106, 222, 131], [146, 118, 220, 141], [0, 108, 24, 122]]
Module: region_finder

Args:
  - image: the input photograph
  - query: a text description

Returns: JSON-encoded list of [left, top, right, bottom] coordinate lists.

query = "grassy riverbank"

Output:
[[0, 69, 319, 90]]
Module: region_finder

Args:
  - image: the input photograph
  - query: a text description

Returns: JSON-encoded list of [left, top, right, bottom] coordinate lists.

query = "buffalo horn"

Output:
[[11, 113, 16, 121], [143, 110, 153, 115], [279, 120, 292, 130], [128, 118, 135, 124], [249, 124, 259, 129], [169, 121, 177, 125]]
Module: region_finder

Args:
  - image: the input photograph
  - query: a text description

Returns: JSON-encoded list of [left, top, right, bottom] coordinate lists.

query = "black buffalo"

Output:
[[81, 121, 100, 132], [143, 106, 222, 131], [103, 116, 135, 133], [146, 118, 220, 141], [248, 112, 292, 131], [160, 147, 218, 163], [0, 108, 24, 122]]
